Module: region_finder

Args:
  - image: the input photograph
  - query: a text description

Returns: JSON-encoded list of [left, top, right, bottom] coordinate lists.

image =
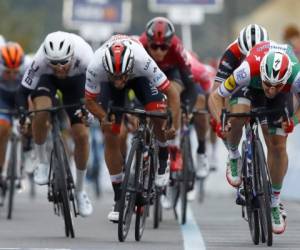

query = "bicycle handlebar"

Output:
[[221, 107, 290, 131]]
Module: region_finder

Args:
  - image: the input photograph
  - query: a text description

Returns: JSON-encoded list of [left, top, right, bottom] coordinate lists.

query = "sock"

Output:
[[112, 182, 122, 202], [197, 140, 206, 154], [36, 143, 48, 163], [158, 146, 169, 174], [271, 183, 282, 208], [76, 168, 87, 192], [228, 144, 240, 159]]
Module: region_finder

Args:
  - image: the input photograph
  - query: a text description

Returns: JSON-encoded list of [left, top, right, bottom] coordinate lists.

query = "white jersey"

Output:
[[85, 35, 169, 98], [21, 32, 94, 90], [0, 55, 32, 92]]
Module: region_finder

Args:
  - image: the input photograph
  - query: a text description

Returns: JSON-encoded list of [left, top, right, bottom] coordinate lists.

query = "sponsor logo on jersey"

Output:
[[236, 68, 247, 81], [87, 69, 96, 77], [153, 66, 157, 73], [152, 73, 164, 84], [24, 61, 39, 86], [224, 75, 236, 91], [144, 58, 151, 71]]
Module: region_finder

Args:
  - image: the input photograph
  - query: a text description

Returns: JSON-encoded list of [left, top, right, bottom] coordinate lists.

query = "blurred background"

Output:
[[1, 0, 299, 61]]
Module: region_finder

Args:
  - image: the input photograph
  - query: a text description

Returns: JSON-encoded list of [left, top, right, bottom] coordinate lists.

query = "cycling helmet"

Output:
[[0, 42, 24, 69], [102, 42, 134, 76], [238, 24, 269, 55], [260, 51, 292, 86], [146, 17, 175, 44], [43, 31, 74, 61]]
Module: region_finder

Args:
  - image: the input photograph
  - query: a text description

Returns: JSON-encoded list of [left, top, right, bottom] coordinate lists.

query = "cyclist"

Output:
[[208, 40, 300, 234], [17, 31, 93, 217], [0, 42, 31, 192], [139, 17, 209, 178], [211, 24, 268, 177], [84, 34, 180, 222], [187, 51, 215, 176]]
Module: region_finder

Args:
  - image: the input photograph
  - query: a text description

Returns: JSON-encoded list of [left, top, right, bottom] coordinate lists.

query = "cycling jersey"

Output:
[[85, 35, 170, 99], [218, 41, 300, 97], [187, 51, 215, 93], [215, 40, 244, 84]]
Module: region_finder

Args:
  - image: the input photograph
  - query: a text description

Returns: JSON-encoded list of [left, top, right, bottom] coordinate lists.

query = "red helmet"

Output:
[[146, 17, 175, 44], [102, 42, 134, 76]]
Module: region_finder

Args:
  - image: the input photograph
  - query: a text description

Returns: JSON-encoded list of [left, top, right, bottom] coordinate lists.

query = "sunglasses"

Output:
[[149, 43, 169, 51], [262, 81, 284, 89], [49, 58, 71, 66], [108, 73, 129, 81]]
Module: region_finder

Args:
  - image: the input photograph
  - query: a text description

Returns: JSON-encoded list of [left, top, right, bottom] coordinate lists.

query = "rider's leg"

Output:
[[193, 94, 210, 178], [267, 132, 288, 234], [31, 96, 52, 185], [226, 98, 250, 187]]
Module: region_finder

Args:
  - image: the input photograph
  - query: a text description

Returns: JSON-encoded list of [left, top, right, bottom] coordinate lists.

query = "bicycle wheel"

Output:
[[153, 187, 163, 229], [135, 148, 155, 241], [54, 140, 75, 238], [118, 140, 140, 242], [242, 142, 259, 245], [7, 137, 17, 220], [180, 135, 191, 225], [254, 139, 272, 246]]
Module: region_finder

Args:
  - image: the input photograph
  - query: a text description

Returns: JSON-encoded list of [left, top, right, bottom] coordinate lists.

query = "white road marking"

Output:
[[177, 202, 206, 250]]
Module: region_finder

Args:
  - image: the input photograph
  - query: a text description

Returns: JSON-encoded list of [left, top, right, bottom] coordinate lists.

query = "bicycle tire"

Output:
[[54, 140, 75, 238], [180, 135, 190, 225], [242, 142, 259, 245], [135, 148, 155, 241], [7, 137, 17, 220], [254, 139, 273, 246], [118, 140, 140, 242], [153, 189, 162, 229]]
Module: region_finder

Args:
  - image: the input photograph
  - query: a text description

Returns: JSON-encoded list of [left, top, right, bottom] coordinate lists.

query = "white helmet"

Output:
[[238, 24, 268, 55], [43, 31, 74, 61]]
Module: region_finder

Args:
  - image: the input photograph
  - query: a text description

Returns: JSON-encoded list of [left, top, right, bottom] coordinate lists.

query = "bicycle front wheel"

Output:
[[118, 140, 140, 242], [242, 142, 259, 245], [135, 147, 156, 241], [54, 140, 75, 238], [254, 139, 272, 246]]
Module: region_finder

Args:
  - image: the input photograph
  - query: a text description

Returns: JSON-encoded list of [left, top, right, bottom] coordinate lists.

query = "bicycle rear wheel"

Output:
[[118, 140, 140, 242], [242, 142, 259, 245], [254, 139, 272, 246], [153, 187, 162, 229], [54, 140, 75, 238]]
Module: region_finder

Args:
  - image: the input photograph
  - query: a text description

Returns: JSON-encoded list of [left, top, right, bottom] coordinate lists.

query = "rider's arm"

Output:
[[208, 60, 250, 122], [85, 96, 106, 122], [161, 83, 180, 131], [16, 85, 32, 109]]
